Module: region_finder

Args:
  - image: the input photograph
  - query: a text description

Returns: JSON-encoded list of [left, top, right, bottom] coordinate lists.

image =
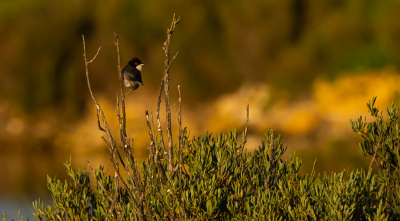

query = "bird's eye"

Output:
[[135, 62, 138, 66]]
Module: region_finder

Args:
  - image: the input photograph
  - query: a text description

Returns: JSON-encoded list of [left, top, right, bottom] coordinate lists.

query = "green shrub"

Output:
[[33, 96, 400, 220]]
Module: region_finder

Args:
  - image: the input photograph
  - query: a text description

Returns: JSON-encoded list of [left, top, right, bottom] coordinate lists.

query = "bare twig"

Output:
[[156, 81, 168, 185], [239, 105, 249, 154], [145, 110, 156, 166], [237, 105, 257, 196], [156, 80, 168, 162], [166, 51, 179, 70], [82, 35, 117, 152], [369, 150, 377, 169], [176, 85, 187, 220], [150, 112, 156, 139], [163, 13, 180, 174], [82, 39, 105, 132], [83, 35, 124, 220], [114, 33, 128, 139], [96, 107, 106, 132], [88, 47, 101, 64]]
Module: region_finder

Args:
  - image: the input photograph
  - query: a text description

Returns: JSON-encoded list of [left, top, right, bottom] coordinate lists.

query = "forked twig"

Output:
[[163, 13, 180, 174], [145, 110, 156, 166], [369, 150, 377, 169], [114, 33, 128, 139], [83, 35, 123, 221]]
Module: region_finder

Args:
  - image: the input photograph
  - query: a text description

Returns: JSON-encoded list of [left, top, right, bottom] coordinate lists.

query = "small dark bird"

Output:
[[122, 57, 144, 96]]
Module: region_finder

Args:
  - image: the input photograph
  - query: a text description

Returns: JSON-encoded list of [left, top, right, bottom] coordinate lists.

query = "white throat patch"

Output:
[[136, 64, 144, 72]]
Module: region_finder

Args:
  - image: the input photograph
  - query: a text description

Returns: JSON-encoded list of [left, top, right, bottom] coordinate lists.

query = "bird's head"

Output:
[[128, 57, 145, 72]]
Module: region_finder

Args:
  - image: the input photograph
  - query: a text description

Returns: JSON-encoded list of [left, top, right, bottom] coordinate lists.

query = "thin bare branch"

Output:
[[156, 79, 168, 161], [82, 35, 116, 150], [96, 111, 106, 132], [83, 35, 126, 220], [88, 47, 101, 63], [369, 150, 377, 169], [155, 80, 168, 187], [239, 105, 249, 154], [163, 13, 180, 174], [101, 136, 110, 146], [114, 32, 128, 140], [176, 85, 187, 220], [235, 105, 257, 196], [145, 110, 156, 166], [165, 51, 179, 71]]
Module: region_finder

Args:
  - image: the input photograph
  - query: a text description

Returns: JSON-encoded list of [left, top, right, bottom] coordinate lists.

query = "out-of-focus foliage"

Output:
[[2, 0, 400, 111], [33, 98, 400, 220], [2, 210, 28, 221], [3, 0, 400, 155]]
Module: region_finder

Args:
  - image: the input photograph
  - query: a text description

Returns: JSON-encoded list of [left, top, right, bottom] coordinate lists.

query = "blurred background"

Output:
[[2, 0, 400, 219]]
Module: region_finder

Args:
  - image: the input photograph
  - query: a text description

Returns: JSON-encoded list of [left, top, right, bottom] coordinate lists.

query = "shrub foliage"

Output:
[[32, 114, 400, 220]]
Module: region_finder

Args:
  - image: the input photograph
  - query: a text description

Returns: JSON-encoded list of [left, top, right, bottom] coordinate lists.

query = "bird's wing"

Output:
[[133, 69, 143, 84], [124, 70, 143, 84], [122, 65, 143, 84], [121, 67, 126, 78]]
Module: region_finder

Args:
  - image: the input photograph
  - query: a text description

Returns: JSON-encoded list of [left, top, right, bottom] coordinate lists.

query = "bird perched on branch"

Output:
[[122, 57, 144, 96]]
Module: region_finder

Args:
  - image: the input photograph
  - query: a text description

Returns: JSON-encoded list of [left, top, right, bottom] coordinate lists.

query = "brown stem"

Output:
[[239, 105, 249, 154], [176, 85, 187, 220], [369, 150, 377, 169], [82, 35, 122, 217], [163, 13, 180, 174], [156, 79, 168, 162], [114, 33, 127, 139], [145, 110, 156, 166], [238, 105, 257, 196], [156, 80, 168, 185]]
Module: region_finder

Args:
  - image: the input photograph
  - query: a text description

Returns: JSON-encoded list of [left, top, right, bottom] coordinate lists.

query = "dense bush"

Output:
[[31, 96, 400, 220]]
